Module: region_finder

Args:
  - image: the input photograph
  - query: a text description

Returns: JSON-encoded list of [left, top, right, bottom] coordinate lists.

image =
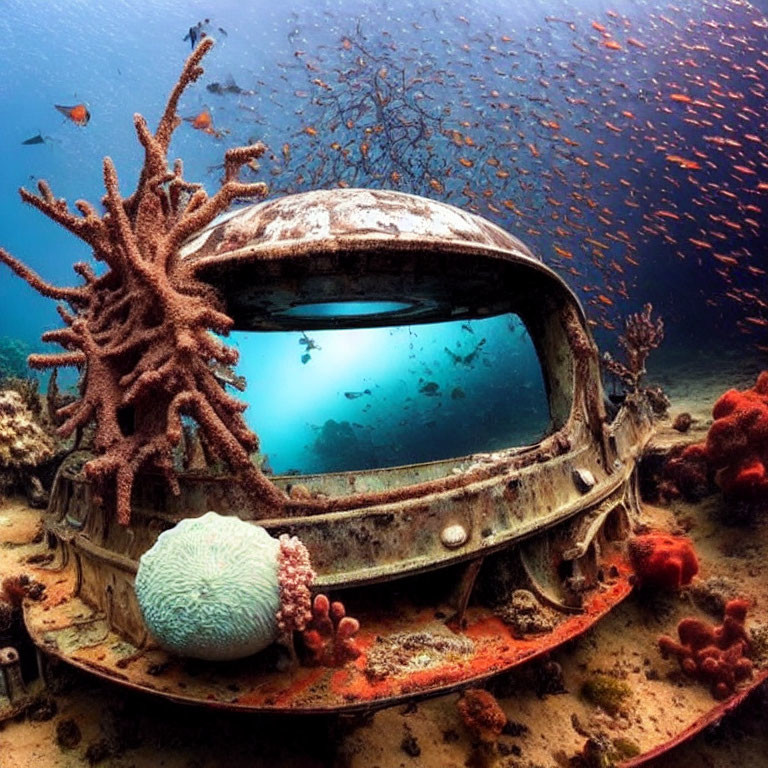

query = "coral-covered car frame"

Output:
[[29, 187, 655, 711]]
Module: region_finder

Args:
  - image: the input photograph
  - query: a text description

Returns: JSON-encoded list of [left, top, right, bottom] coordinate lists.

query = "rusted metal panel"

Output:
[[21, 532, 634, 712], [178, 189, 588, 333], [10, 189, 664, 721], [617, 670, 768, 767]]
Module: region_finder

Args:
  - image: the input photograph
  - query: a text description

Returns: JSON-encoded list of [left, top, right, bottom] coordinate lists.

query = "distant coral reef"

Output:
[[0, 337, 33, 381], [0, 389, 53, 505]]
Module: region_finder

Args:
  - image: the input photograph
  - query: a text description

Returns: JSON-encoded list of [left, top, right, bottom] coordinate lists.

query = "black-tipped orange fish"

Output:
[[54, 103, 90, 126]]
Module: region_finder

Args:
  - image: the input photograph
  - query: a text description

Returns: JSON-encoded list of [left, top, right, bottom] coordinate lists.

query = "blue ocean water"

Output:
[[0, 0, 765, 473]]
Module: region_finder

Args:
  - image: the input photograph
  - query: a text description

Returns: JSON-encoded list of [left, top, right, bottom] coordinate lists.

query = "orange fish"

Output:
[[185, 109, 225, 138], [603, 40, 622, 51], [54, 103, 90, 126]]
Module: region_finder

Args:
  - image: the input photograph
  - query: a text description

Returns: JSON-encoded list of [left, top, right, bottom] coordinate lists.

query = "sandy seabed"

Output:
[[1, 354, 766, 768]]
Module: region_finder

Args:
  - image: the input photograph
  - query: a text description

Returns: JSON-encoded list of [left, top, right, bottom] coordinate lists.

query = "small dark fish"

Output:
[[451, 387, 466, 400], [183, 19, 225, 49], [301, 353, 311, 364], [419, 381, 440, 396], [210, 362, 246, 392], [207, 76, 251, 96], [22, 133, 46, 145], [299, 332, 321, 351], [183, 20, 206, 48], [344, 389, 372, 400], [444, 338, 486, 367]]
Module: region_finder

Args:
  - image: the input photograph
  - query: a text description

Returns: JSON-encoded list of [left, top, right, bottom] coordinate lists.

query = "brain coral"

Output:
[[135, 512, 283, 661]]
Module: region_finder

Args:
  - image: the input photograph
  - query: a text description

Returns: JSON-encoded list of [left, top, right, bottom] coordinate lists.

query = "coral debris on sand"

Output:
[[627, 533, 699, 591], [658, 598, 754, 700], [0, 39, 285, 525]]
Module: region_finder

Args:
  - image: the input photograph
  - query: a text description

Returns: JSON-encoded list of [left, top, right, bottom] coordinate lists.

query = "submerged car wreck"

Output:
[[0, 39, 764, 767], [29, 184, 652, 711]]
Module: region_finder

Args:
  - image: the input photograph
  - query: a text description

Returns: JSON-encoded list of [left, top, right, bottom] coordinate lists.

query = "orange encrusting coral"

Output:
[[627, 533, 699, 590], [0, 38, 286, 525], [658, 599, 754, 700]]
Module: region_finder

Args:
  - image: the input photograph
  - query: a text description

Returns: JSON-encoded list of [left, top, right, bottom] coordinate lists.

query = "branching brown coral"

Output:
[[602, 303, 664, 391], [0, 39, 285, 524]]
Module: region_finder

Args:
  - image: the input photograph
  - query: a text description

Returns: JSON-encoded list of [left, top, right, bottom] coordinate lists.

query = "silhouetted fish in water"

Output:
[[451, 387, 466, 399], [21, 134, 46, 145], [419, 380, 440, 396], [207, 76, 254, 96], [299, 331, 321, 363], [210, 362, 246, 391], [183, 19, 227, 49], [344, 389, 371, 399], [445, 338, 487, 367]]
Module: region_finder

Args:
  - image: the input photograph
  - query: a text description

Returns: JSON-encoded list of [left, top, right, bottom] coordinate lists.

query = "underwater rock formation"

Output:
[[658, 598, 753, 700], [456, 688, 507, 743], [0, 389, 54, 503], [0, 38, 285, 525], [662, 442, 713, 502], [627, 533, 699, 591], [135, 512, 315, 661]]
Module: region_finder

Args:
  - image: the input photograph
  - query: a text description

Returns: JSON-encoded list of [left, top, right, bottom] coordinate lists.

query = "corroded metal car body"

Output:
[[25, 189, 655, 712]]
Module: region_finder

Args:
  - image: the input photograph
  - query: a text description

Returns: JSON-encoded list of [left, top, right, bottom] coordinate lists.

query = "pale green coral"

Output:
[[135, 512, 283, 661], [580, 674, 632, 716]]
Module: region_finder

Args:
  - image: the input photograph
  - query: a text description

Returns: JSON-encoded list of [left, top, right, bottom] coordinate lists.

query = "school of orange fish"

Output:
[[78, 1, 768, 352]]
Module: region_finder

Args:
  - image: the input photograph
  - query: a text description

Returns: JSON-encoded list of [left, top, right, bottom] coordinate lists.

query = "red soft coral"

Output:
[[707, 371, 768, 500], [668, 372, 768, 510], [628, 533, 699, 590], [300, 594, 361, 667], [658, 599, 753, 699]]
